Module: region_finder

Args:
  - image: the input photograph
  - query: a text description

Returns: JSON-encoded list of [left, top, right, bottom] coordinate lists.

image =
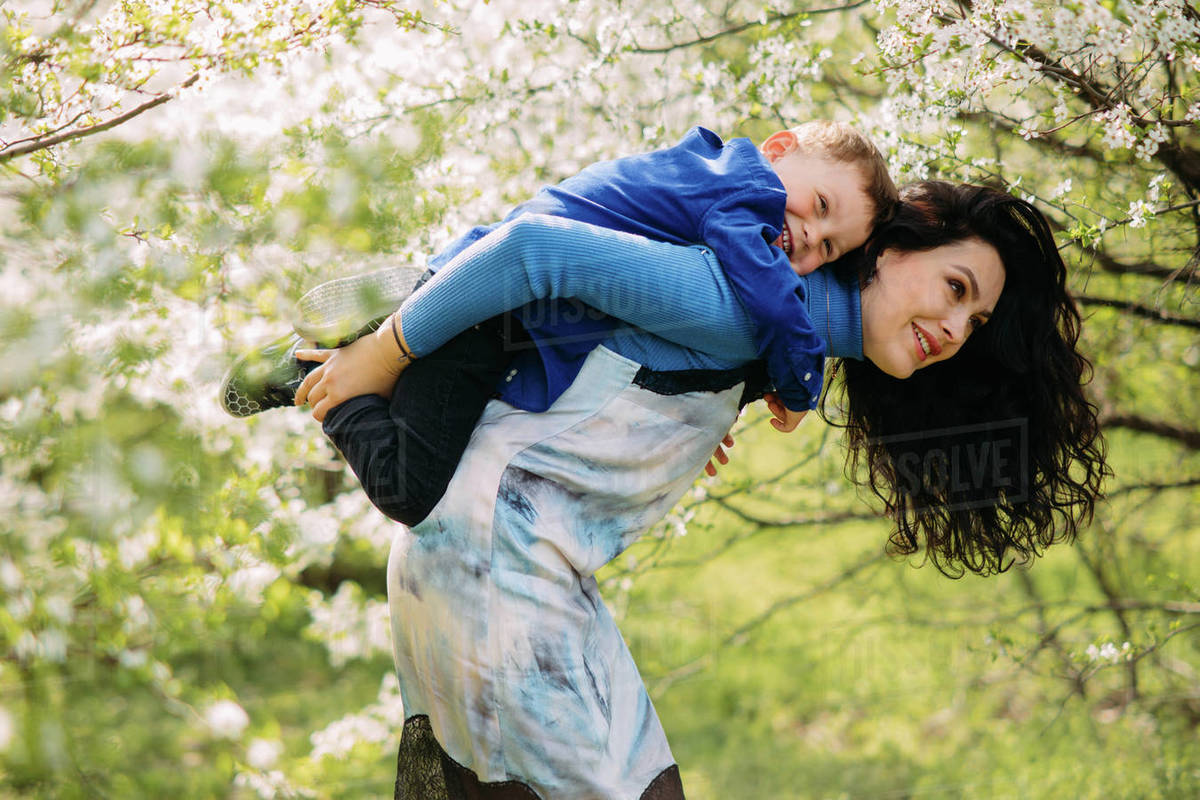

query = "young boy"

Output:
[[222, 122, 896, 524]]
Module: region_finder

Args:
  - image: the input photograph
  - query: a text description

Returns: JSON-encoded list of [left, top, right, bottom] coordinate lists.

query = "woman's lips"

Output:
[[912, 323, 942, 360]]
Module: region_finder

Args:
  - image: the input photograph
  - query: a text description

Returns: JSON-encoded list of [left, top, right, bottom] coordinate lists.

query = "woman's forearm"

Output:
[[397, 214, 757, 361]]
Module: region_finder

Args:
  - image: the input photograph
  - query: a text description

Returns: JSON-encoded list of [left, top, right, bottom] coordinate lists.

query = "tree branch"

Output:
[[629, 503, 878, 573], [1075, 294, 1200, 330], [1101, 414, 1200, 451], [712, 498, 877, 530], [626, 0, 871, 54], [1077, 248, 1195, 284], [1104, 477, 1200, 499], [0, 74, 200, 164], [1017, 568, 1090, 697], [648, 550, 886, 694], [1073, 543, 1141, 699], [1039, 213, 1197, 284], [297, 558, 388, 597], [956, 109, 1110, 165]]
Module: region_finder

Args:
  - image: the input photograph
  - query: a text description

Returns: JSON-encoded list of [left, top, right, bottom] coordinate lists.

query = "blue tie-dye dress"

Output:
[[387, 345, 748, 799]]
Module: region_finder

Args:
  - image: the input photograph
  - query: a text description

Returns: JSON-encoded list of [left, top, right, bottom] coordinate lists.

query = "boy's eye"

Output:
[[818, 195, 828, 214], [823, 239, 833, 258]]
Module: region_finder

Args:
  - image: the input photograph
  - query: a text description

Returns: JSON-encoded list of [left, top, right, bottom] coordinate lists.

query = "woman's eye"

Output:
[[969, 316, 983, 331], [949, 279, 965, 298]]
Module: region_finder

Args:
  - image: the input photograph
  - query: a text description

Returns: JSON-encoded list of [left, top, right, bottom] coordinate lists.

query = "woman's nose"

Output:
[[942, 312, 969, 343]]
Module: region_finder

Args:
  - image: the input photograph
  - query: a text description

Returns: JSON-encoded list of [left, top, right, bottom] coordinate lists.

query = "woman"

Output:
[[296, 182, 1105, 799]]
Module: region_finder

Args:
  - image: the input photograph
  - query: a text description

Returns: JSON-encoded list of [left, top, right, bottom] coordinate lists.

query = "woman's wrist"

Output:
[[371, 312, 416, 377], [389, 314, 416, 363]]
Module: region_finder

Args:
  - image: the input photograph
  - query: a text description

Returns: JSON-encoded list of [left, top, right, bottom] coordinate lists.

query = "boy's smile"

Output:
[[778, 221, 795, 257]]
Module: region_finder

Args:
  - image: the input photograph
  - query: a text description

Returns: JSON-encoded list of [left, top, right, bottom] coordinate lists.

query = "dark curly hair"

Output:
[[821, 181, 1109, 577]]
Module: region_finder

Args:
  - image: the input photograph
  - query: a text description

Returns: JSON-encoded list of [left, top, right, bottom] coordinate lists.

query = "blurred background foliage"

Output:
[[1, 0, 1198, 797]]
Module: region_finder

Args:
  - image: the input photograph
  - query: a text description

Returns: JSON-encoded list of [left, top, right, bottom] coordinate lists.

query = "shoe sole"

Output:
[[292, 266, 427, 347], [219, 333, 305, 417]]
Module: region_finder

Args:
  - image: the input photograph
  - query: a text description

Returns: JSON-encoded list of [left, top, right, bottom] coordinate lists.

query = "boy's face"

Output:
[[761, 131, 875, 275]]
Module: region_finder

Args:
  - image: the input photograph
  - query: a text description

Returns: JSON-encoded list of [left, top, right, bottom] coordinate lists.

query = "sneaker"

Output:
[[291, 266, 427, 348], [220, 333, 311, 417]]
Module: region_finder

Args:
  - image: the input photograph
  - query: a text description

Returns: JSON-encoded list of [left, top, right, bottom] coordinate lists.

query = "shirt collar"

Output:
[[801, 267, 864, 360]]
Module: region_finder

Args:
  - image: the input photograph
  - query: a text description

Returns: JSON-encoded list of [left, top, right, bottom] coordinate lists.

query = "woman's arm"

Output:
[[296, 214, 760, 419], [401, 214, 757, 361]]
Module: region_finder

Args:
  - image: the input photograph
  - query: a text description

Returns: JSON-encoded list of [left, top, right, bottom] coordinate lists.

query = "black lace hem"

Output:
[[394, 715, 684, 799], [633, 362, 770, 409]]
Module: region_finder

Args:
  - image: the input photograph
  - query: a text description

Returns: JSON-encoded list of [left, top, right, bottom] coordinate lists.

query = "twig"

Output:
[[627, 0, 871, 54]]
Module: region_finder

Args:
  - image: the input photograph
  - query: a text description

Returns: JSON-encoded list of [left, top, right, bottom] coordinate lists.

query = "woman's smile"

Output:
[[913, 323, 941, 360]]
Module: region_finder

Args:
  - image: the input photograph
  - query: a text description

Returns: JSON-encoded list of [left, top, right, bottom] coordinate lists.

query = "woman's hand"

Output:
[[704, 433, 736, 477], [764, 392, 807, 432], [294, 316, 413, 423]]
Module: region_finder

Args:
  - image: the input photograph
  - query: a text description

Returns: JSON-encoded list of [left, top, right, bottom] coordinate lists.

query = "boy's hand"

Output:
[[763, 392, 807, 432], [294, 321, 410, 423], [704, 433, 736, 477]]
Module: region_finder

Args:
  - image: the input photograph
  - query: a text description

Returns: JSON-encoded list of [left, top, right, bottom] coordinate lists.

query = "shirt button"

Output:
[[803, 372, 812, 382], [505, 369, 517, 383]]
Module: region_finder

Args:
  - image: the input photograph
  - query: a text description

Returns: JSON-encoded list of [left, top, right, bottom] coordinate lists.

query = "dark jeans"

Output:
[[319, 317, 514, 527]]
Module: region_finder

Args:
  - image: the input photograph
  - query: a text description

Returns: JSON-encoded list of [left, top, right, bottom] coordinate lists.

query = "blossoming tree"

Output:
[[1, 0, 1196, 796]]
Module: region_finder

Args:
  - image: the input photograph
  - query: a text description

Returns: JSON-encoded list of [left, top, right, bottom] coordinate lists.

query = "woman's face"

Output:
[[860, 237, 1005, 379]]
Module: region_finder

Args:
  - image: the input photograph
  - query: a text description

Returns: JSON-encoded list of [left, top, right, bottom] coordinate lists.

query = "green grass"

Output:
[[604, 410, 1200, 799]]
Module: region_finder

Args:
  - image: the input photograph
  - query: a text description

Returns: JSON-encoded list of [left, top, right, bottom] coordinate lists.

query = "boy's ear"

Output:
[[760, 130, 798, 163]]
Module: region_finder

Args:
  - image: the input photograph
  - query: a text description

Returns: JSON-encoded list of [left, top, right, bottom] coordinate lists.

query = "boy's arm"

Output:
[[700, 190, 826, 413]]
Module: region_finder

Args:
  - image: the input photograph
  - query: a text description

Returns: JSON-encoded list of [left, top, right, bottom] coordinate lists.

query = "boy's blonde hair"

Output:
[[791, 121, 898, 229]]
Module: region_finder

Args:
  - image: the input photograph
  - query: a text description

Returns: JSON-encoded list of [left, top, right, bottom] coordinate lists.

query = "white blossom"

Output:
[[9, 592, 34, 623], [234, 768, 310, 799], [118, 649, 149, 670], [1085, 640, 1132, 664], [0, 560, 23, 592], [118, 527, 159, 570], [247, 737, 285, 769], [1126, 199, 1154, 228], [1146, 173, 1169, 202], [306, 583, 392, 667], [40, 629, 68, 663], [14, 628, 68, 663], [119, 594, 155, 636], [1134, 123, 1169, 161], [205, 699, 251, 740], [309, 673, 405, 758], [43, 594, 74, 626], [1099, 104, 1137, 151], [0, 707, 13, 752]]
